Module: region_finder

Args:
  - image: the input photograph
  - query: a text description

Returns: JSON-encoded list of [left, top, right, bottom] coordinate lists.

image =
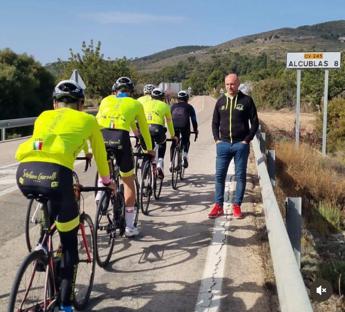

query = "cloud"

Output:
[[80, 11, 186, 25]]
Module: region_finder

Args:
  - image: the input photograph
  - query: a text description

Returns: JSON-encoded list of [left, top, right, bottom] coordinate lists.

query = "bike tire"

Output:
[[140, 161, 152, 215], [179, 150, 185, 180], [8, 250, 56, 311], [153, 172, 163, 199], [73, 213, 96, 310], [25, 199, 44, 252], [94, 191, 115, 268], [134, 178, 140, 227], [171, 148, 179, 190]]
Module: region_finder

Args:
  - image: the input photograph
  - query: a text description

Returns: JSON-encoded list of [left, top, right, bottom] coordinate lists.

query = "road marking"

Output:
[[0, 162, 18, 170], [0, 185, 18, 197], [195, 158, 234, 311], [194, 217, 230, 312]]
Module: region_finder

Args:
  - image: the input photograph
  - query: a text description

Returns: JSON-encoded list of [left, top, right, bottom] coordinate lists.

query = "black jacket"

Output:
[[212, 91, 259, 143], [171, 102, 198, 131]]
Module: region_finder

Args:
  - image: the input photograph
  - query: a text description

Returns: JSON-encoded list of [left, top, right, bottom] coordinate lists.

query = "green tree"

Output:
[[58, 40, 135, 99], [0, 48, 55, 120]]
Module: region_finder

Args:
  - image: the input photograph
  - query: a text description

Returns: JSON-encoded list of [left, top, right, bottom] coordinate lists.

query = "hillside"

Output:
[[134, 20, 345, 72]]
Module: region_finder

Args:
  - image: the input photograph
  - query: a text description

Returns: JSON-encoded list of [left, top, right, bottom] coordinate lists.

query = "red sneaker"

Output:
[[208, 203, 224, 219], [232, 204, 243, 219]]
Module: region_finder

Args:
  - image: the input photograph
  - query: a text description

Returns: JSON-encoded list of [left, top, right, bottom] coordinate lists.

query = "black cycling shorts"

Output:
[[16, 162, 78, 229], [149, 124, 167, 145], [101, 129, 134, 177]]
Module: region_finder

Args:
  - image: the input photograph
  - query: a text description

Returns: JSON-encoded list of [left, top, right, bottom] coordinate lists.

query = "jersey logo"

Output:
[[220, 105, 226, 111], [33, 139, 43, 151], [235, 103, 244, 111]]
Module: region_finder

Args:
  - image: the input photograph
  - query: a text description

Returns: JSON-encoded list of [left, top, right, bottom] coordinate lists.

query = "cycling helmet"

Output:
[[143, 84, 155, 95], [151, 88, 165, 100], [177, 90, 189, 101], [112, 76, 134, 92], [53, 80, 84, 102]]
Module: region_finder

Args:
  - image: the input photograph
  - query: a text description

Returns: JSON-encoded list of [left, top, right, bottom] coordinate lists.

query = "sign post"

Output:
[[286, 52, 341, 154]]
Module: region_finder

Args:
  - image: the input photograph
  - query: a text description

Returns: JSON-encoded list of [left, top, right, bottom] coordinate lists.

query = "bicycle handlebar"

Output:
[[76, 156, 91, 172]]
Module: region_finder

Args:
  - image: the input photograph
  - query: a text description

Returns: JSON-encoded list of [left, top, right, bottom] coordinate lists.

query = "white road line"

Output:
[[0, 162, 18, 170], [0, 178, 16, 185], [195, 158, 235, 312], [195, 217, 230, 312], [0, 185, 18, 197]]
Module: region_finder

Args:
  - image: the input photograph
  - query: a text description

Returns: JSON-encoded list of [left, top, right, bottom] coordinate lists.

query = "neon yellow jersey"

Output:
[[142, 99, 175, 136], [96, 95, 152, 150], [15, 108, 109, 177], [137, 95, 151, 105]]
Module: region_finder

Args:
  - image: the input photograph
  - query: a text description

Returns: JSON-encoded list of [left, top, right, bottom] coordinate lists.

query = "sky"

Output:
[[0, 0, 344, 65]]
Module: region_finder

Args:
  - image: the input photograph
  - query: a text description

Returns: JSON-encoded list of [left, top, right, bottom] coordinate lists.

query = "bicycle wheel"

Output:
[[179, 150, 185, 180], [171, 148, 179, 190], [94, 191, 115, 268], [8, 250, 56, 311], [73, 213, 96, 310], [134, 178, 140, 227], [140, 160, 152, 215], [153, 171, 163, 199], [25, 199, 44, 252]]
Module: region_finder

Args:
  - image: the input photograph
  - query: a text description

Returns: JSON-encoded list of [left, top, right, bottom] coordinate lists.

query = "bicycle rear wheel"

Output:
[[25, 199, 44, 252], [94, 191, 115, 268], [8, 250, 56, 311], [153, 172, 163, 199], [140, 161, 152, 215], [134, 178, 140, 227], [73, 213, 96, 310], [171, 148, 179, 190], [179, 150, 185, 180]]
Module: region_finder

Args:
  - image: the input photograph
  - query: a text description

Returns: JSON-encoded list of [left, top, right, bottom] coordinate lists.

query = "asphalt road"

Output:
[[0, 96, 271, 312]]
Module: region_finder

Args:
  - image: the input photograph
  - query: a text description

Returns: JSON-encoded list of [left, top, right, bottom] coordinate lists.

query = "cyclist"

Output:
[[96, 77, 153, 237], [15, 80, 113, 312], [170, 90, 198, 169], [141, 88, 177, 179], [137, 83, 155, 105]]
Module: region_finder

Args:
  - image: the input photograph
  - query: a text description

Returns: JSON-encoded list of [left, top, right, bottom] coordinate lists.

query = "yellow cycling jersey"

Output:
[[137, 95, 151, 105], [142, 99, 175, 137], [96, 95, 152, 150], [15, 108, 109, 178]]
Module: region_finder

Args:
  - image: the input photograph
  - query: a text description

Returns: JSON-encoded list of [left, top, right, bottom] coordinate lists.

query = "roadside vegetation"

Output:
[[261, 120, 345, 309]]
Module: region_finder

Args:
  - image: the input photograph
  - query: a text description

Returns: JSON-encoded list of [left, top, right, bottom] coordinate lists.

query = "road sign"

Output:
[[70, 69, 86, 89], [287, 52, 341, 69], [287, 52, 341, 155]]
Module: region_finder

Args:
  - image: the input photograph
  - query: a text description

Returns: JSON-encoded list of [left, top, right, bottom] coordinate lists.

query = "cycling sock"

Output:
[[157, 158, 164, 169], [125, 207, 135, 228]]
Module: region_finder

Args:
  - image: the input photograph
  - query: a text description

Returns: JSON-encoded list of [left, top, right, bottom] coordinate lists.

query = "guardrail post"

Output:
[[267, 150, 276, 187], [285, 197, 302, 268], [1, 128, 5, 141]]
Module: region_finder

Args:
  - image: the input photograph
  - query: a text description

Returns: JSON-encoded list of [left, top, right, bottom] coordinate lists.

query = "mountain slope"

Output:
[[134, 20, 345, 72]]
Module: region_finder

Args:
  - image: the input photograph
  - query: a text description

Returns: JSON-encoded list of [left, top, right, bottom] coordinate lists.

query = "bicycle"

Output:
[[169, 132, 197, 190], [25, 157, 91, 252], [133, 143, 163, 215], [8, 181, 105, 311], [94, 148, 140, 267]]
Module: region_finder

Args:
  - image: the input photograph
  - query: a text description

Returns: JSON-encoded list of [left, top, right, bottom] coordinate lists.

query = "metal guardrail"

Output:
[[0, 117, 37, 141], [252, 131, 313, 312], [0, 110, 97, 142]]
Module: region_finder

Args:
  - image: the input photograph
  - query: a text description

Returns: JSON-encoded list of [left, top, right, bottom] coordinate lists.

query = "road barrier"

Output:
[[252, 130, 312, 312]]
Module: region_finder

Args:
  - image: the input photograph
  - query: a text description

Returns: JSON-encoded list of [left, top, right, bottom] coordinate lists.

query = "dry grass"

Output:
[[275, 141, 345, 233]]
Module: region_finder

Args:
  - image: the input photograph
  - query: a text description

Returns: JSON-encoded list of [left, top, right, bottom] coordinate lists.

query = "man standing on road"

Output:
[[209, 73, 259, 219]]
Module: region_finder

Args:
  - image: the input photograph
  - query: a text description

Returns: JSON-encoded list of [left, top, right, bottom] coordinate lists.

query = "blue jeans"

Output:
[[215, 141, 250, 206]]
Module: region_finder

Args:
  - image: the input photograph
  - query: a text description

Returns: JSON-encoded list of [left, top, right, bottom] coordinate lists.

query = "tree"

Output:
[[58, 40, 135, 99], [0, 48, 55, 120]]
